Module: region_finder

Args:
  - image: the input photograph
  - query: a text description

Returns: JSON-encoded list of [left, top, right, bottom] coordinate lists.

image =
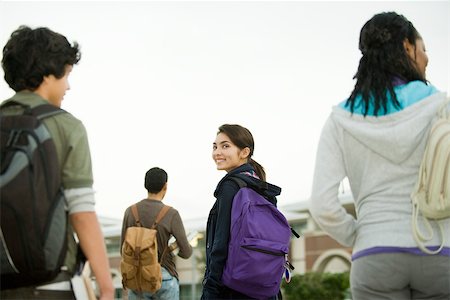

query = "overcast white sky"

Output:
[[1, 1, 449, 223]]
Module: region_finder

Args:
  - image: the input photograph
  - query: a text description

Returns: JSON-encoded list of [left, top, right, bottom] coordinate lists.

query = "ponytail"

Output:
[[249, 158, 266, 181]]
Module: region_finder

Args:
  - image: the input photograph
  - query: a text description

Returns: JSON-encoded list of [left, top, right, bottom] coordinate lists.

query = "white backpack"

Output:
[[411, 98, 450, 254]]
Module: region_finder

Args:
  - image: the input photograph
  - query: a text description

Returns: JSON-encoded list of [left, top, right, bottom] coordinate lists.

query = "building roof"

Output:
[[100, 192, 354, 237]]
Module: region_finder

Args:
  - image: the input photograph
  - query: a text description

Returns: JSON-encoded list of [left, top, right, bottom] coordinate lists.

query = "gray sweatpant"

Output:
[[351, 253, 450, 300]]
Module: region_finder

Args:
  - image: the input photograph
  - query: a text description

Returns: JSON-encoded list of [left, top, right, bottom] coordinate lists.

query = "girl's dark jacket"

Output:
[[201, 163, 281, 299]]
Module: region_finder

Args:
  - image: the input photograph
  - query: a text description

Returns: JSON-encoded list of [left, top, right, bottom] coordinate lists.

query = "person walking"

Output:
[[0, 25, 114, 300], [121, 167, 193, 300], [309, 12, 450, 300]]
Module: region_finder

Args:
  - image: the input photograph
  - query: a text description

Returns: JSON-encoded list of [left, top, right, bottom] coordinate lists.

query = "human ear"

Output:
[[403, 39, 415, 59], [240, 147, 251, 160]]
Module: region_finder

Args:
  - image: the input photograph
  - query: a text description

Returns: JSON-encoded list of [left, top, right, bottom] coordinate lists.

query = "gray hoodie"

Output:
[[310, 91, 449, 256]]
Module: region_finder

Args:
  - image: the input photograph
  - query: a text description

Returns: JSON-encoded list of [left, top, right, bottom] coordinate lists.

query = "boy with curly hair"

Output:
[[1, 25, 114, 300]]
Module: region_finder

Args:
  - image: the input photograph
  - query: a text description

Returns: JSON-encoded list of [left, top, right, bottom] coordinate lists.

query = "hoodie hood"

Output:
[[331, 92, 447, 164], [214, 163, 281, 205], [231, 173, 282, 198]]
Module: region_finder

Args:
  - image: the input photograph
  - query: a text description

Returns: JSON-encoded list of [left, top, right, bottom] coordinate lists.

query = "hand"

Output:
[[189, 232, 204, 247], [99, 290, 115, 300]]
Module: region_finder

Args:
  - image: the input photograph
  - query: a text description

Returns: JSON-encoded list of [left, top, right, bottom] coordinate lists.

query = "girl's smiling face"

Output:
[[212, 132, 249, 173]]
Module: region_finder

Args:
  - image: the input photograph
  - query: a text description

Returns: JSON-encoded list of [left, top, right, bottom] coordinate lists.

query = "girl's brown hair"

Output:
[[217, 124, 266, 181]]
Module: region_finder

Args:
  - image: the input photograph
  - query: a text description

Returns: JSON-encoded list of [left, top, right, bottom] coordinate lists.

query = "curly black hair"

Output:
[[2, 25, 81, 92], [345, 12, 426, 116]]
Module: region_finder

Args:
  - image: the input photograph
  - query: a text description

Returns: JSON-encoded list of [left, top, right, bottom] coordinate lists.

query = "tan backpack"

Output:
[[120, 204, 171, 293], [411, 98, 450, 254]]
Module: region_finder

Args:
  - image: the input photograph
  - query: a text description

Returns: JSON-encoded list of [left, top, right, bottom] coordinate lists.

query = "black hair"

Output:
[[144, 167, 168, 194], [346, 12, 425, 116], [2, 25, 81, 92], [217, 124, 266, 181]]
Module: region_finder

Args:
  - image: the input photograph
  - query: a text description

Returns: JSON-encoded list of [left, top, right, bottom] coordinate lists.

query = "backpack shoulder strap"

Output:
[[437, 97, 450, 120], [130, 204, 142, 227], [152, 205, 172, 262], [31, 104, 66, 120], [0, 100, 25, 110], [0, 100, 66, 120], [151, 205, 171, 229]]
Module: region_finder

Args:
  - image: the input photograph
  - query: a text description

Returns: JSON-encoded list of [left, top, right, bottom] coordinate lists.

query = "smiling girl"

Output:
[[201, 124, 280, 300]]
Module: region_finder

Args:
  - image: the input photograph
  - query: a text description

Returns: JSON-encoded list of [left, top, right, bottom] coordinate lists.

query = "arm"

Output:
[[309, 117, 356, 247], [170, 210, 193, 259], [62, 120, 113, 298], [202, 181, 237, 298], [71, 212, 114, 300], [64, 188, 114, 299]]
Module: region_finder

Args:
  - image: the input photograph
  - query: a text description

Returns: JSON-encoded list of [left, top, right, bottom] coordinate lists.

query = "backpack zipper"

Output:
[[241, 245, 285, 256]]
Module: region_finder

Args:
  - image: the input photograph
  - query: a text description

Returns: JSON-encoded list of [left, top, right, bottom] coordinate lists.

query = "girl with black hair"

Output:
[[310, 12, 449, 300]]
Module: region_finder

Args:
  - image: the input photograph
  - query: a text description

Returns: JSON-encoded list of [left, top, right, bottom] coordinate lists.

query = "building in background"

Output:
[[100, 192, 355, 299], [282, 192, 354, 275]]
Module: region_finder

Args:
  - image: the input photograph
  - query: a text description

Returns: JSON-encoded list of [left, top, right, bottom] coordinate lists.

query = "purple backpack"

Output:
[[222, 177, 295, 299]]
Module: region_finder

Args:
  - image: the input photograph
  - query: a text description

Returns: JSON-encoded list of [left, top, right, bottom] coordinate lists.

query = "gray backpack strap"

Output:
[[0, 100, 66, 119]]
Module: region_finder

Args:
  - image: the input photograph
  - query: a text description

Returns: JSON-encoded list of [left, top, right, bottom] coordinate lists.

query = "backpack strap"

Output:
[[437, 97, 450, 120], [412, 200, 446, 255], [130, 204, 172, 262], [130, 204, 142, 227], [0, 100, 27, 110], [31, 104, 66, 120], [151, 205, 171, 263], [0, 100, 66, 120], [129, 204, 146, 268], [151, 205, 171, 229], [130, 204, 171, 229]]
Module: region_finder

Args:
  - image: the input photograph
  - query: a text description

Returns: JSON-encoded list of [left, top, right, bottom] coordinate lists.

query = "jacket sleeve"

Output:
[[170, 210, 193, 259], [309, 116, 356, 247], [202, 180, 238, 298]]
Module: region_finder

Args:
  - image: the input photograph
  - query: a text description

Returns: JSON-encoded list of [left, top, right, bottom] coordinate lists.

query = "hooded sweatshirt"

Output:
[[310, 82, 449, 260], [202, 163, 281, 299]]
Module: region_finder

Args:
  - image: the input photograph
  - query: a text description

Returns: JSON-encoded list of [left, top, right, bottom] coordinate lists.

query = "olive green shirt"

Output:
[[1, 91, 95, 274], [1, 91, 93, 191]]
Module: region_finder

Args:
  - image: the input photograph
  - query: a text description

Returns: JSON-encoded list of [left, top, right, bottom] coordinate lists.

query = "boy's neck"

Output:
[[147, 191, 164, 201]]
